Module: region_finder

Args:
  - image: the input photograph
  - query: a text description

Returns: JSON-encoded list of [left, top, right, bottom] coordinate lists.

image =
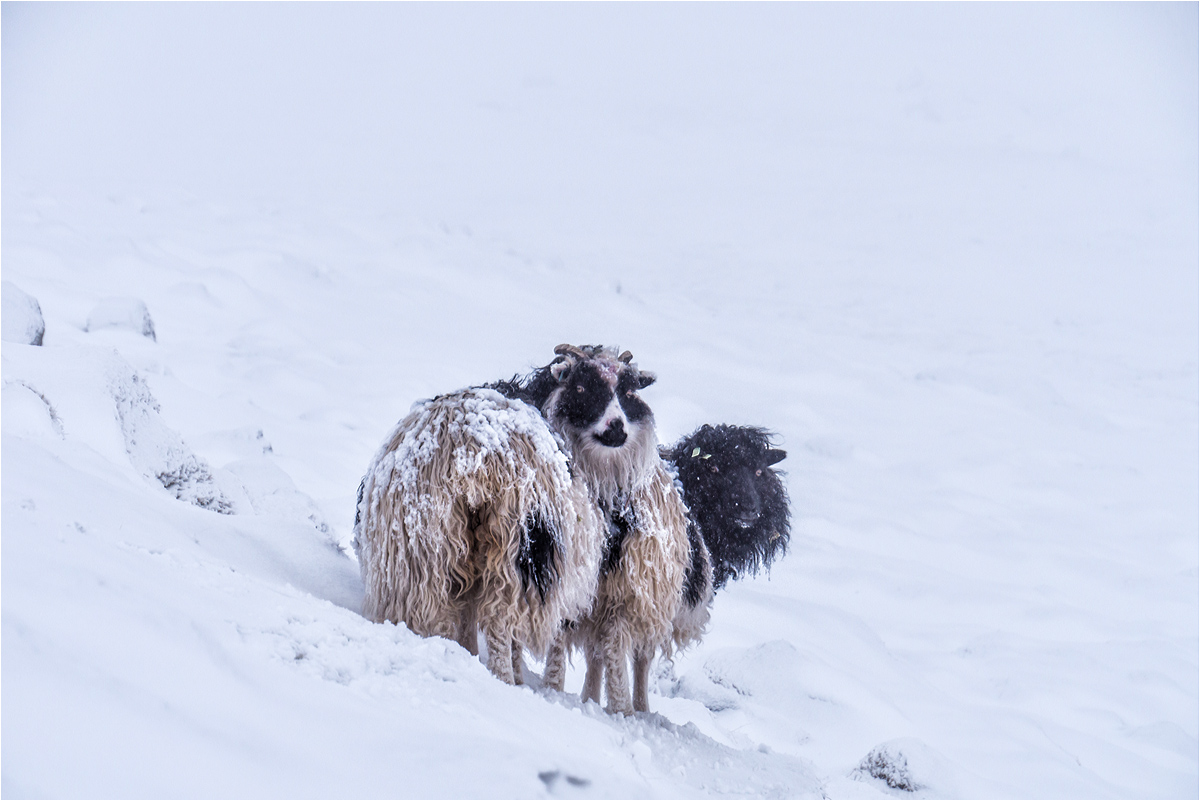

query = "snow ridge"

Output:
[[108, 356, 234, 513]]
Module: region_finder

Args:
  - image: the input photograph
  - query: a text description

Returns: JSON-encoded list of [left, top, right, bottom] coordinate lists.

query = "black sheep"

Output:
[[663, 424, 791, 593]]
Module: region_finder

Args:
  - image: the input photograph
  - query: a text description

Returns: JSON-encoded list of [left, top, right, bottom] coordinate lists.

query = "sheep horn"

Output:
[[554, 343, 589, 360], [618, 350, 633, 364]]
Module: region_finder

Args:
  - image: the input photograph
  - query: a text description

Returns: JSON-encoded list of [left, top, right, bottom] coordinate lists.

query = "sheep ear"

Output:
[[765, 448, 787, 466], [550, 359, 571, 382], [636, 371, 656, 389]]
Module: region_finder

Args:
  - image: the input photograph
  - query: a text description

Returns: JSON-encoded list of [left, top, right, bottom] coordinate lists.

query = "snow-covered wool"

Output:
[[663, 424, 791, 591], [513, 345, 691, 715], [353, 387, 603, 685], [569, 460, 694, 714], [669, 515, 715, 653]]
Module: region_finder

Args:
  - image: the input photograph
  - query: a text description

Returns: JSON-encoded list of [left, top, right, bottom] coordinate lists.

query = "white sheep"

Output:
[[353, 387, 603, 684], [508, 344, 690, 715]]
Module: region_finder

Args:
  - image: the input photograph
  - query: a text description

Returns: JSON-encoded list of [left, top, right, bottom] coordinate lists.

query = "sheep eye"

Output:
[[625, 390, 634, 397], [756, 469, 762, 476], [575, 385, 585, 393], [710, 465, 719, 473]]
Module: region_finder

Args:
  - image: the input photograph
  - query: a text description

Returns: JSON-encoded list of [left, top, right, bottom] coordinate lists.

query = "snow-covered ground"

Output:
[[3, 4, 1197, 798]]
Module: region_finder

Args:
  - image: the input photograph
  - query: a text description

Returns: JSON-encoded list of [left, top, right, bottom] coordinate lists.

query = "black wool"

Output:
[[601, 505, 635, 577], [556, 361, 616, 429], [616, 370, 653, 422], [664, 424, 791, 591], [486, 364, 561, 413], [485, 347, 598, 415], [516, 512, 560, 604], [680, 519, 709, 608], [486, 376, 527, 403]]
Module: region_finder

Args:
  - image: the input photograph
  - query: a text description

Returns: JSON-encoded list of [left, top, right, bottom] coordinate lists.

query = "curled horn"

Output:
[[618, 350, 633, 364], [554, 343, 590, 361]]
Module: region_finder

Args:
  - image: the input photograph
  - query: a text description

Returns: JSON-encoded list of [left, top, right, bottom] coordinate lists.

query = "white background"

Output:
[[3, 4, 1196, 797]]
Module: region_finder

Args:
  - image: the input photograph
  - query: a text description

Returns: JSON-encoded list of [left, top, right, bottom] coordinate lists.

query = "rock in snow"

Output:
[[108, 356, 231, 512], [3, 342, 233, 514], [85, 297, 157, 341], [850, 738, 962, 798], [2, 281, 46, 346], [854, 742, 924, 794]]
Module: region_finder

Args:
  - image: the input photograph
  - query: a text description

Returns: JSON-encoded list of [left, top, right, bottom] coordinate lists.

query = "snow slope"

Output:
[[3, 3, 1197, 798]]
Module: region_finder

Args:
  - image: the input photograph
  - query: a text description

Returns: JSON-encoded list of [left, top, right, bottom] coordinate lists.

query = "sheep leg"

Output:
[[455, 602, 479, 656], [632, 648, 653, 713], [543, 630, 569, 693], [511, 639, 525, 686], [603, 641, 634, 716], [581, 647, 603, 705], [483, 626, 515, 685]]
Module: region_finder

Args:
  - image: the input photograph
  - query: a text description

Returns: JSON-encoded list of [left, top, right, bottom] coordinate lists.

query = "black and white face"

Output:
[[544, 351, 660, 498], [552, 358, 654, 449]]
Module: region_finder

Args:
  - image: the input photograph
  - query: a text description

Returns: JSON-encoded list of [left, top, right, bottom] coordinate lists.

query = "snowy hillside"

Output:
[[3, 4, 1197, 798]]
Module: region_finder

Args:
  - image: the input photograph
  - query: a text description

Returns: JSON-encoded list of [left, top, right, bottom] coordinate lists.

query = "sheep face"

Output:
[[554, 359, 652, 448], [545, 346, 659, 500], [667, 424, 791, 590]]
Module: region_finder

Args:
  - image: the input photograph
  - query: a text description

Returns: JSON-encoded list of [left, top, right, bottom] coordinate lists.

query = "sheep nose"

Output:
[[733, 492, 761, 526], [595, 419, 627, 447], [734, 509, 760, 528]]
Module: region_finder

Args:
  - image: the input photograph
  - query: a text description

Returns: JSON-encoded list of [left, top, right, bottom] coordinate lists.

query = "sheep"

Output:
[[493, 345, 691, 716], [353, 386, 604, 685], [662, 423, 791, 632], [546, 424, 790, 713]]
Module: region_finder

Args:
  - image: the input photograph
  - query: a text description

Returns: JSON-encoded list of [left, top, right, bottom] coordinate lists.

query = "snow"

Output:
[[3, 3, 1197, 798], [84, 296, 157, 341], [1, 282, 44, 346]]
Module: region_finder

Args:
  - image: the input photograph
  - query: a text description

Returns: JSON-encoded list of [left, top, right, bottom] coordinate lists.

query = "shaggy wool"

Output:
[[531, 345, 692, 714], [353, 387, 603, 684]]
